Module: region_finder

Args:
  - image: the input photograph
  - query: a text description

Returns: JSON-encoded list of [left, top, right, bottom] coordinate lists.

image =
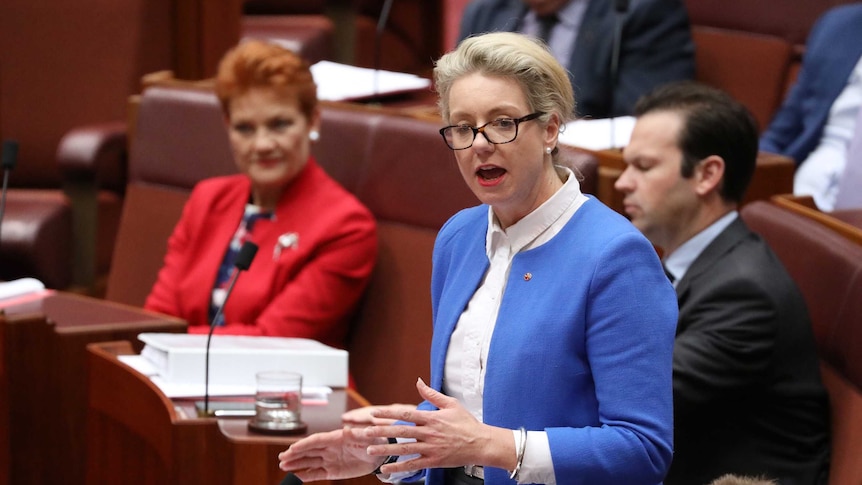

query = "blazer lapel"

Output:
[[675, 218, 749, 297]]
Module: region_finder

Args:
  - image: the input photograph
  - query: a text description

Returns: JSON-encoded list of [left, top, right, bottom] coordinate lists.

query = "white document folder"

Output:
[[137, 333, 348, 389]]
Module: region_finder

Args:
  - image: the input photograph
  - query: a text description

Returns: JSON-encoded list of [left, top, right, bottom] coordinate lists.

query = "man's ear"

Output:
[[694, 155, 725, 196]]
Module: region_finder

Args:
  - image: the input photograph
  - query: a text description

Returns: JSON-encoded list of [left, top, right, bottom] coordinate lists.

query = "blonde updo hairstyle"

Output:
[[434, 32, 575, 128], [214, 39, 318, 120]]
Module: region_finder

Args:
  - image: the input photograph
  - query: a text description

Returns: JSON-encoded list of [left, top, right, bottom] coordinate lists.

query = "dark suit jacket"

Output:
[[667, 218, 831, 485], [458, 0, 695, 118], [759, 4, 862, 166]]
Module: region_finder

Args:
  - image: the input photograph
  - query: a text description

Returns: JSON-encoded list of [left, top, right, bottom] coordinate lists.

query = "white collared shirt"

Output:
[[795, 54, 862, 210], [521, 0, 589, 71], [443, 166, 587, 484]]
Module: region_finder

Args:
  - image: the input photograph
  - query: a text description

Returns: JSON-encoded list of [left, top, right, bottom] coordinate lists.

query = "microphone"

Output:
[[200, 240, 259, 417], [0, 140, 20, 247], [609, 0, 630, 148], [371, 0, 395, 104]]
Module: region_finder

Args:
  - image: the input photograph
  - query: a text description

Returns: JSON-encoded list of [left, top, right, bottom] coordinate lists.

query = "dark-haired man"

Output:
[[616, 82, 831, 484]]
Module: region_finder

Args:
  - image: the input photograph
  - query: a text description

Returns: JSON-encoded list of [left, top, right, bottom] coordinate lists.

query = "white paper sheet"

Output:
[[310, 60, 432, 101], [118, 354, 331, 401], [559, 116, 636, 151], [0, 277, 45, 300]]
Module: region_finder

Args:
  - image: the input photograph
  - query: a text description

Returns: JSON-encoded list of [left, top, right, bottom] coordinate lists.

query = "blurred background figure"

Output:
[[458, 0, 695, 118], [759, 3, 862, 211], [144, 40, 378, 349]]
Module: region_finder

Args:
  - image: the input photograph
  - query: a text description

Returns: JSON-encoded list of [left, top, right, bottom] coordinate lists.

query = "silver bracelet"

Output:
[[509, 427, 527, 481]]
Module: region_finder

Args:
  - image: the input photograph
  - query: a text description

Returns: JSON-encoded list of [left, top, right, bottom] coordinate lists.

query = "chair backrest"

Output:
[[691, 25, 793, 130], [740, 200, 862, 484], [241, 15, 334, 63], [684, 0, 859, 47], [771, 194, 862, 246], [0, 0, 174, 189], [105, 86, 234, 305]]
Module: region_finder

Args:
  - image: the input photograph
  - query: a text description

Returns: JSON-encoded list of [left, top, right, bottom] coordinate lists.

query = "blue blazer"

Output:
[[458, 0, 695, 118], [420, 198, 677, 484], [759, 4, 862, 165]]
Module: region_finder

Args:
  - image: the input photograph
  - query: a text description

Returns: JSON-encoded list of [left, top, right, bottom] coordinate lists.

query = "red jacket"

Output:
[[144, 158, 377, 349]]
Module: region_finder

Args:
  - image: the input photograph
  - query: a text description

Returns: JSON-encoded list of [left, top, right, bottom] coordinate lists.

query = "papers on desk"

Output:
[[310, 60, 432, 102], [124, 333, 348, 398], [0, 277, 45, 299], [559, 116, 636, 151], [0, 277, 54, 308], [120, 353, 332, 401]]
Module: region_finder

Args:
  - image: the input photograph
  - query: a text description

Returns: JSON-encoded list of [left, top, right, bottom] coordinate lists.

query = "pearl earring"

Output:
[[545, 146, 552, 155], [309, 131, 320, 142]]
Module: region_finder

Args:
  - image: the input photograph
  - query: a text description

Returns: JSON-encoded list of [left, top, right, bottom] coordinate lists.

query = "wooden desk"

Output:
[[0, 292, 186, 485], [574, 146, 796, 215], [86, 340, 378, 485]]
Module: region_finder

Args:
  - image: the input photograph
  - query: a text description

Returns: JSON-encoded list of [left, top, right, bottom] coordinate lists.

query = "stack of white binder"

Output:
[[130, 333, 348, 397]]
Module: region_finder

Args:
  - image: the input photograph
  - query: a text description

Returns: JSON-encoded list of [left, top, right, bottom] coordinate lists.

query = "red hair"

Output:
[[215, 39, 317, 119]]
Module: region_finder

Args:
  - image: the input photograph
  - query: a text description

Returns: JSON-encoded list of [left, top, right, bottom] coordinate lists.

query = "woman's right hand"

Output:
[[277, 426, 385, 481]]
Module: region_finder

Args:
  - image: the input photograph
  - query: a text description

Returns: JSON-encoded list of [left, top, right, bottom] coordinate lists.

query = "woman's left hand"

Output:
[[278, 426, 385, 481], [363, 378, 515, 475]]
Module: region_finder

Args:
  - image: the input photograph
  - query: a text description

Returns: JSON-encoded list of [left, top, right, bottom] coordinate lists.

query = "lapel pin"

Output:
[[273, 232, 299, 260]]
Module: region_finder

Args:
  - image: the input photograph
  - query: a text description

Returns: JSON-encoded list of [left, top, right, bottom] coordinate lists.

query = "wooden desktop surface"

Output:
[[87, 340, 378, 485], [0, 292, 186, 485]]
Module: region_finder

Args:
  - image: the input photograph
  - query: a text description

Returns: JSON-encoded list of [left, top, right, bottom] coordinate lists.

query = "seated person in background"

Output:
[[759, 3, 862, 211], [144, 40, 377, 349], [616, 81, 831, 485], [458, 0, 695, 119], [278, 31, 678, 484]]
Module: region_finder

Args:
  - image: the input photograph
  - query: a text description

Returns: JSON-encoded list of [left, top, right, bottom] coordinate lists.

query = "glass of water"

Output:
[[250, 370, 305, 433]]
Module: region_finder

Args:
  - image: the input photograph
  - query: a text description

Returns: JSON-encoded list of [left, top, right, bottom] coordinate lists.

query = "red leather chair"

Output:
[[741, 200, 862, 484], [691, 26, 793, 130], [241, 15, 335, 64], [0, 0, 175, 291]]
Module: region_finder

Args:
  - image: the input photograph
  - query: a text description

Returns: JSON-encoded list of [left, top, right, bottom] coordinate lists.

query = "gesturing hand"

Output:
[[341, 403, 418, 425], [277, 426, 384, 482], [279, 378, 516, 480], [362, 378, 514, 475]]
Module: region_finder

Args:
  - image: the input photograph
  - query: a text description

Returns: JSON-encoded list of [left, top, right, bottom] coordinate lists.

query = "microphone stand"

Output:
[[0, 140, 19, 248], [201, 241, 259, 417], [609, 0, 629, 149], [371, 0, 395, 105]]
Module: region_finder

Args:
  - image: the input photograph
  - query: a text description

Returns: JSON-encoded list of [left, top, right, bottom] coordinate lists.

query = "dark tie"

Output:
[[536, 13, 559, 45], [663, 264, 676, 284]]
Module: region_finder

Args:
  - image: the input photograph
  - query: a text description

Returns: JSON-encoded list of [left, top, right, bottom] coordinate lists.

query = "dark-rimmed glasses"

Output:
[[439, 112, 545, 150]]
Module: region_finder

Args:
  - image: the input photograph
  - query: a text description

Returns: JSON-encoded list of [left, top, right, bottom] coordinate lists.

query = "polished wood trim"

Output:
[[771, 194, 862, 245], [0, 292, 185, 485], [87, 339, 379, 484]]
